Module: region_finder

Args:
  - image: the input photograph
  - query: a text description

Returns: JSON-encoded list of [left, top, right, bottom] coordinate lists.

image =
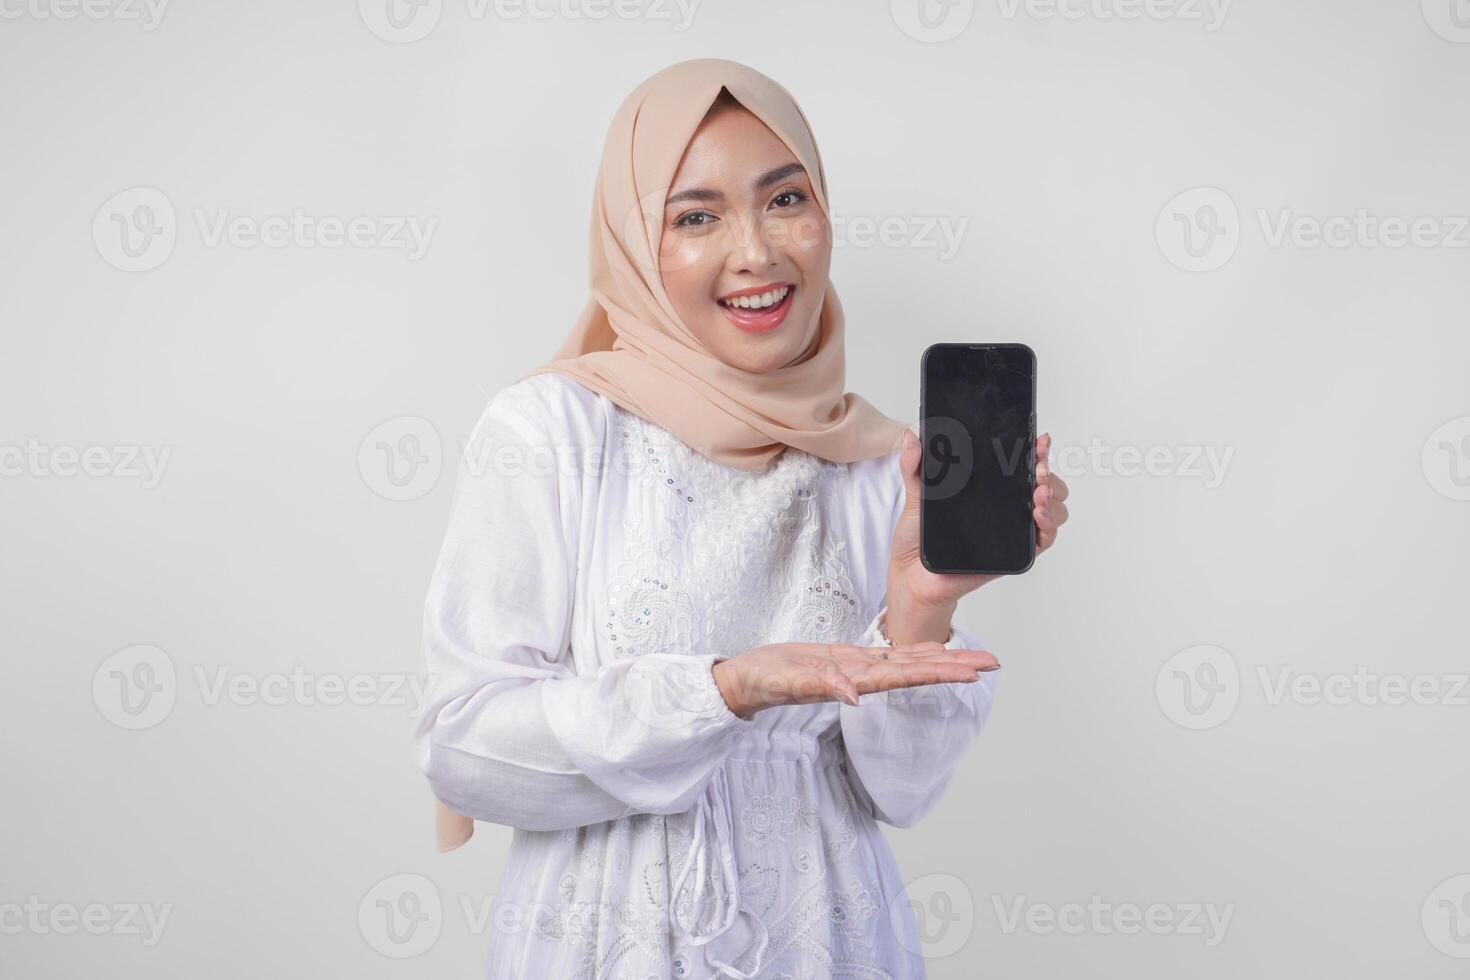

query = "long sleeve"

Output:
[[838, 607, 996, 827], [836, 448, 998, 827], [412, 382, 748, 836]]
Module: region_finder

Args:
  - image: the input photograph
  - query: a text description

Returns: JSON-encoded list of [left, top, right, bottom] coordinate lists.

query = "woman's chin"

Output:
[[711, 340, 802, 375]]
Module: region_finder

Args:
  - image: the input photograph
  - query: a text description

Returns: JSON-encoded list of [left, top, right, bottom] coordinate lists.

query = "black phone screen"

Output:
[[920, 343, 1037, 575]]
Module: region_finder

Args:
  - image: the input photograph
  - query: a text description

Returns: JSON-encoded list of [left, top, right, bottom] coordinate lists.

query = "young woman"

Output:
[[414, 58, 1068, 980]]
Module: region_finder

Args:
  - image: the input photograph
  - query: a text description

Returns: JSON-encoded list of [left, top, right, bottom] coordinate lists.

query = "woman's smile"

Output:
[[657, 88, 830, 372], [717, 281, 795, 334]]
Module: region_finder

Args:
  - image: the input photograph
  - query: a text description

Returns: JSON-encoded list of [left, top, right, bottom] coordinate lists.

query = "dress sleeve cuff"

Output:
[[860, 605, 956, 648], [621, 653, 752, 733]]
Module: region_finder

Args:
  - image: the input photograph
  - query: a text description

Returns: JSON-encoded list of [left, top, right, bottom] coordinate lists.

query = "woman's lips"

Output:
[[718, 286, 795, 334]]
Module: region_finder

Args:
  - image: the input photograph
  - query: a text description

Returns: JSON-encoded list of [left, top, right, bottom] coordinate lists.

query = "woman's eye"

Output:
[[770, 189, 809, 209], [673, 210, 716, 228]]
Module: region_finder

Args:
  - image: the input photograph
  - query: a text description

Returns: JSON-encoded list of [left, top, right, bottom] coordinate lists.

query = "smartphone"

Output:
[[919, 343, 1037, 575]]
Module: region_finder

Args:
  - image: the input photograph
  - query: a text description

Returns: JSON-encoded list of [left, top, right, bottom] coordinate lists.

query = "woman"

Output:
[[414, 58, 1068, 980]]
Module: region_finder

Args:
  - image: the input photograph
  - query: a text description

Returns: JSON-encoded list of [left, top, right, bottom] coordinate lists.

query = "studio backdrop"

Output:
[[2, 2, 1467, 978]]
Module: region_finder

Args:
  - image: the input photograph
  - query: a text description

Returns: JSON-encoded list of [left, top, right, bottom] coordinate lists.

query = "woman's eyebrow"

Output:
[[664, 162, 808, 208]]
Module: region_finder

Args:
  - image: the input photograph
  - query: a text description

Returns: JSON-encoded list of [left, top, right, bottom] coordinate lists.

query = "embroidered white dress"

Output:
[[414, 373, 996, 980]]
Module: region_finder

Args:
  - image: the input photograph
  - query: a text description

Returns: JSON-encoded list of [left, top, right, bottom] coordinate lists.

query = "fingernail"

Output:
[[979, 664, 1001, 672]]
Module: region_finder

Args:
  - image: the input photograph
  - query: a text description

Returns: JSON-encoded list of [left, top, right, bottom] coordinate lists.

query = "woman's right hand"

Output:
[[710, 641, 999, 719]]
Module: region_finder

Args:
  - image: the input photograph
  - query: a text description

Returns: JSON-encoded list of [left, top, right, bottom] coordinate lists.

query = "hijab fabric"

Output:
[[435, 58, 908, 852]]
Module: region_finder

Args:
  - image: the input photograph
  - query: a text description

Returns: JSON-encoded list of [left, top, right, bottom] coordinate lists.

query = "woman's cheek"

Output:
[[777, 212, 831, 266], [659, 231, 716, 275]]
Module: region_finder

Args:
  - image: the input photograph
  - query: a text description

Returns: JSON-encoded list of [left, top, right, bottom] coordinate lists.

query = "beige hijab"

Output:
[[434, 58, 907, 852]]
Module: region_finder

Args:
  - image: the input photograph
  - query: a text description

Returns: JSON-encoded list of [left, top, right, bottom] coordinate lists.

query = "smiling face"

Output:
[[658, 98, 832, 374]]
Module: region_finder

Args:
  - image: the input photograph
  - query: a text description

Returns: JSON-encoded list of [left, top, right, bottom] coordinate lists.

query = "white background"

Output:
[[2, 0, 1469, 977]]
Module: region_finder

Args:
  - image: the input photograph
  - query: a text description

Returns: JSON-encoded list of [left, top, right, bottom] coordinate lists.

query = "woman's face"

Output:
[[658, 106, 832, 374]]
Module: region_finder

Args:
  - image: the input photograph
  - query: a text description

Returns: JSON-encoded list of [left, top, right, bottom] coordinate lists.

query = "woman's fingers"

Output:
[[824, 663, 861, 707], [850, 661, 987, 694], [1036, 499, 1058, 551], [843, 650, 998, 683], [834, 644, 998, 670]]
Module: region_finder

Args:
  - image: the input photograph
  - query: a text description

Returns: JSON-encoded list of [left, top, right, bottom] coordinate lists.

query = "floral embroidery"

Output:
[[789, 547, 861, 643], [741, 794, 799, 845], [826, 880, 881, 948], [602, 538, 695, 659]]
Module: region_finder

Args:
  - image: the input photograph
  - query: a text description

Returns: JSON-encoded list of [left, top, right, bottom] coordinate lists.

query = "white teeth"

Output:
[[721, 285, 790, 310]]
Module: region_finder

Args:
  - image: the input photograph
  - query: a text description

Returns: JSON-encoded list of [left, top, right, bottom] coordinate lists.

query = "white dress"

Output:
[[413, 372, 996, 980]]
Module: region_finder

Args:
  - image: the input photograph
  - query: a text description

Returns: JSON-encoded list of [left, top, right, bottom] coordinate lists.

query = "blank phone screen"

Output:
[[920, 344, 1036, 574]]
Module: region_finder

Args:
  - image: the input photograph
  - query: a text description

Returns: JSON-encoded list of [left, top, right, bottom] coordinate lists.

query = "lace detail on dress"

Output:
[[611, 407, 868, 658], [602, 535, 697, 659], [790, 545, 862, 644]]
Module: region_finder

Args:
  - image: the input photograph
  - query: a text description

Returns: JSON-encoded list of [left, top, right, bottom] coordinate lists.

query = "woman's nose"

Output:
[[725, 212, 778, 271]]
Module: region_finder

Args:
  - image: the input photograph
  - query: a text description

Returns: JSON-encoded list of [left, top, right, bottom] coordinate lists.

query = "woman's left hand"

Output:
[[884, 428, 1069, 644]]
